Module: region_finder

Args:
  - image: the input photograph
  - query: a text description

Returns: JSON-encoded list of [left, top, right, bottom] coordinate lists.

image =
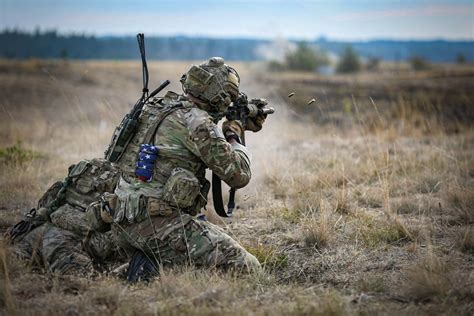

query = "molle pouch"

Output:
[[191, 178, 210, 216], [50, 203, 90, 237], [163, 168, 200, 209], [37, 181, 63, 209], [85, 200, 111, 233], [65, 158, 120, 211], [70, 160, 95, 194], [147, 197, 173, 217]]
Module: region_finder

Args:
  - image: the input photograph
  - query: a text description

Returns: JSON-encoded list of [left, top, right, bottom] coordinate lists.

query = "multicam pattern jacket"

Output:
[[112, 92, 251, 223]]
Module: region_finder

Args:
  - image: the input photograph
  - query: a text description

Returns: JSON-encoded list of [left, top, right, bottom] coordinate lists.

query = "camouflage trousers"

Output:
[[11, 222, 93, 275], [11, 219, 117, 276], [113, 213, 261, 273]]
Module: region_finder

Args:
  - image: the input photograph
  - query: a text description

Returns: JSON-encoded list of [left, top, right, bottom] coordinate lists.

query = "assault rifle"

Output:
[[105, 33, 170, 162], [212, 92, 274, 218], [226, 93, 275, 135]]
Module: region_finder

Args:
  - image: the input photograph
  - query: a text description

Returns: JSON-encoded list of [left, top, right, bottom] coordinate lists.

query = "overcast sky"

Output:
[[1, 0, 473, 40]]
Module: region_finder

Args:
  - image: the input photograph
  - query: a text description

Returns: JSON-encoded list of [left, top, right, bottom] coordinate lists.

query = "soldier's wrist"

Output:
[[225, 131, 241, 144]]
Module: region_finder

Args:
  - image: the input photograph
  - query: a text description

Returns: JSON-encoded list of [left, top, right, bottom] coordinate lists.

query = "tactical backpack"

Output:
[[5, 158, 120, 242]]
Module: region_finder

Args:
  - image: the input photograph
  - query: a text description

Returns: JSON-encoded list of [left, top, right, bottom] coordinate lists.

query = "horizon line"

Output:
[[2, 28, 473, 43]]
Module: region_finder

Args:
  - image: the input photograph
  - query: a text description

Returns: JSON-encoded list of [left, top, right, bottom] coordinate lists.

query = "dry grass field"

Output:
[[0, 59, 473, 315]]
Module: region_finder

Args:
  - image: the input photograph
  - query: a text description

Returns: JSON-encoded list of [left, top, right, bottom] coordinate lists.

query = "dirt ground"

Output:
[[0, 59, 473, 315]]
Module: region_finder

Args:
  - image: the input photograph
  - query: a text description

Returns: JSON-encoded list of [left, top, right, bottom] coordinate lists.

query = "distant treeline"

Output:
[[315, 38, 474, 63], [0, 30, 263, 61], [1, 29, 473, 62]]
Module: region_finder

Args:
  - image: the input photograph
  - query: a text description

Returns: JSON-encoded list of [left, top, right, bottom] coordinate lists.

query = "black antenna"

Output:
[[137, 33, 149, 98]]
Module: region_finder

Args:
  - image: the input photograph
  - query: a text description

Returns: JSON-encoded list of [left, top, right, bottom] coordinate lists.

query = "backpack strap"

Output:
[[143, 103, 184, 145]]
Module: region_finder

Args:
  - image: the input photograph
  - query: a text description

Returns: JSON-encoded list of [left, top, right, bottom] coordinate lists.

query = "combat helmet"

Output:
[[180, 57, 240, 120]]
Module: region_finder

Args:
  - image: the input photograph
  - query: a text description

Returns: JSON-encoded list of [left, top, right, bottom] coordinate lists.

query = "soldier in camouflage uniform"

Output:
[[90, 57, 265, 275], [7, 158, 122, 275]]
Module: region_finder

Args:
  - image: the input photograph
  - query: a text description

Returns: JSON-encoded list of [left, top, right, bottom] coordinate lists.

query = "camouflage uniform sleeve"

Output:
[[182, 108, 251, 189]]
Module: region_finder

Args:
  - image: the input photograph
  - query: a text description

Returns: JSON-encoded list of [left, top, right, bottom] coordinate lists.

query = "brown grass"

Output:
[[404, 252, 452, 301], [402, 249, 473, 303], [300, 207, 334, 249], [1, 60, 473, 314], [445, 188, 474, 224], [0, 241, 16, 313], [456, 227, 474, 253]]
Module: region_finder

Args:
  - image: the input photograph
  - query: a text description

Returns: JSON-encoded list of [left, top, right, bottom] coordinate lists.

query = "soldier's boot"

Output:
[[126, 249, 160, 283]]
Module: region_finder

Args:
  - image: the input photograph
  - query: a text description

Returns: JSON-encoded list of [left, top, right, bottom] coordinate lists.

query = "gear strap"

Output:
[[212, 174, 239, 217], [144, 104, 184, 145]]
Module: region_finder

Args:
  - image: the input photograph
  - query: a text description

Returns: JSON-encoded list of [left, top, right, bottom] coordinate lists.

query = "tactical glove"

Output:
[[246, 114, 266, 132], [245, 98, 268, 132], [222, 120, 244, 142], [100, 193, 117, 224]]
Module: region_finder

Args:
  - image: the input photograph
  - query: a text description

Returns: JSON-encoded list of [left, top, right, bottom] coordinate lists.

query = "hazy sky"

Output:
[[1, 0, 473, 40]]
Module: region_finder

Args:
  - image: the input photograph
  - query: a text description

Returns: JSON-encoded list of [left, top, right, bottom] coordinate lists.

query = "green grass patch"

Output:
[[246, 243, 288, 271], [357, 275, 387, 293], [277, 206, 302, 224], [0, 142, 42, 165], [353, 212, 415, 247]]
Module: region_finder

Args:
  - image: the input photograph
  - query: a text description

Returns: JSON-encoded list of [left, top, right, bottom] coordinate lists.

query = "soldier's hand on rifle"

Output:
[[226, 93, 274, 134], [245, 98, 268, 132]]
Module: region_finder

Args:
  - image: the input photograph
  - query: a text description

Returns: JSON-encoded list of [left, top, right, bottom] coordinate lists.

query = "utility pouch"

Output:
[[85, 200, 112, 233], [105, 115, 139, 163], [189, 179, 210, 216], [147, 197, 173, 217], [50, 203, 90, 237], [163, 168, 200, 209], [64, 158, 120, 211], [37, 181, 63, 209]]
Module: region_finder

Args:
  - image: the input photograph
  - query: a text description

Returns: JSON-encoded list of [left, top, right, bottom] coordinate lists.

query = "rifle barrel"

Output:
[[261, 107, 275, 115]]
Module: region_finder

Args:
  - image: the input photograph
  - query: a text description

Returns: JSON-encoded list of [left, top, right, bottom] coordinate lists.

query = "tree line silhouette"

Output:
[[1, 29, 472, 62]]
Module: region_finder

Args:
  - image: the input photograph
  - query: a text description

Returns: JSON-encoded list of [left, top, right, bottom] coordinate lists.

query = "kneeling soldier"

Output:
[[92, 57, 266, 279]]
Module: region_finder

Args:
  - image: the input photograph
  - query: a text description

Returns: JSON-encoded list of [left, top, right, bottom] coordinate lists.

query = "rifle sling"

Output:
[[212, 172, 231, 217], [212, 131, 246, 218]]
